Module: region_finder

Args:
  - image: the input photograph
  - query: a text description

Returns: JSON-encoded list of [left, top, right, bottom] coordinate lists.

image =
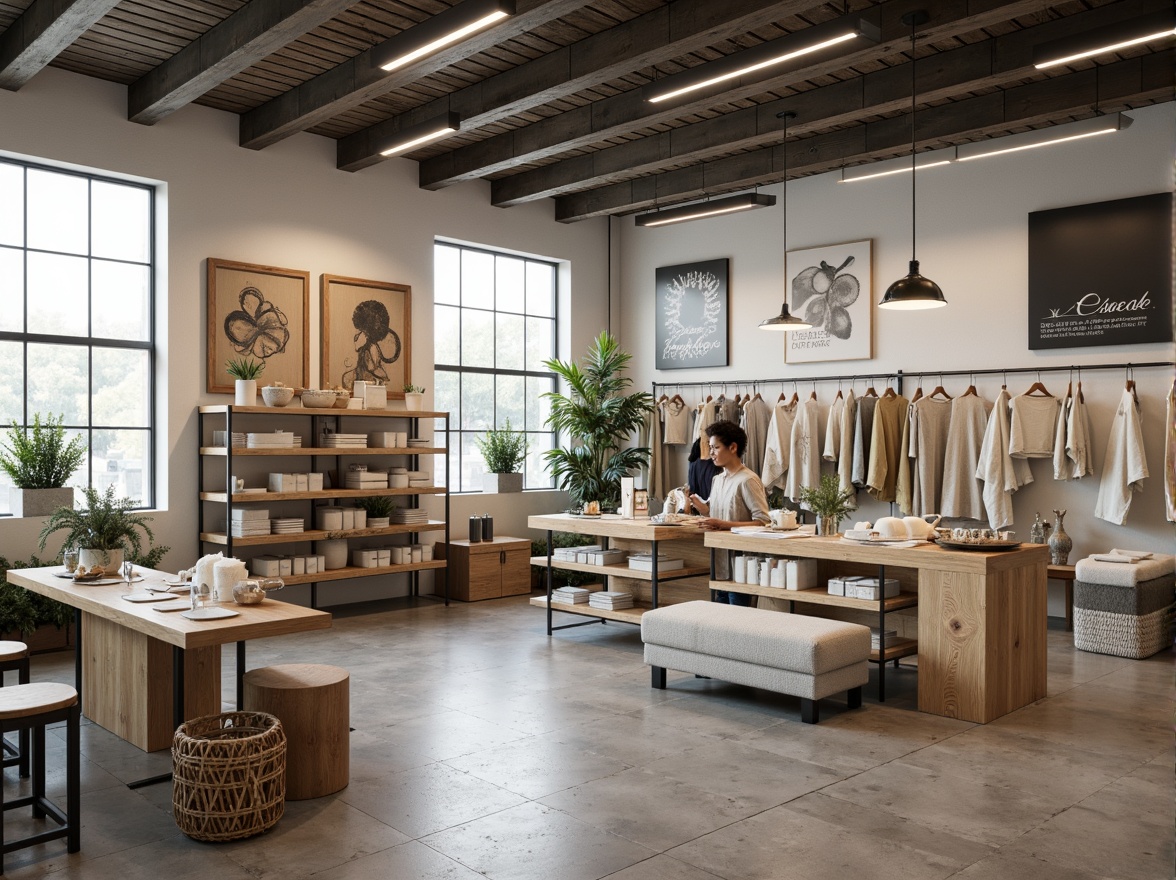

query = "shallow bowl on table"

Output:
[[300, 389, 336, 408], [261, 386, 294, 407]]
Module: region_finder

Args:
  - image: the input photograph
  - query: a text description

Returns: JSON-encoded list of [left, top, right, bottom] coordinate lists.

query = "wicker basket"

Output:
[[172, 711, 286, 842]]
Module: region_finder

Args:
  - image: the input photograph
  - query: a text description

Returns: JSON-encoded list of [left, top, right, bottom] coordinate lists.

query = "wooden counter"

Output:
[[704, 533, 1049, 723]]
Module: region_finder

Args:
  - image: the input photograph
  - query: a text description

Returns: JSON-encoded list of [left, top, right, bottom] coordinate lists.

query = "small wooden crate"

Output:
[[172, 711, 286, 842]]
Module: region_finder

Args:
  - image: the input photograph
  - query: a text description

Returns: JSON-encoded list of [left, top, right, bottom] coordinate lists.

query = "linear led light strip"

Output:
[[381, 118, 461, 156], [379, 10, 510, 71], [640, 202, 759, 226], [956, 126, 1118, 161], [840, 158, 953, 183], [634, 193, 775, 227], [1034, 26, 1176, 69]]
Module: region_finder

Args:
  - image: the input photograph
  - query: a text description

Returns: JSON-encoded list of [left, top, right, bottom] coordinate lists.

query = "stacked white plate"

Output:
[[271, 517, 305, 534], [390, 508, 428, 523], [213, 431, 247, 448], [406, 438, 431, 448], [230, 519, 272, 537], [247, 431, 295, 448], [323, 433, 367, 448]]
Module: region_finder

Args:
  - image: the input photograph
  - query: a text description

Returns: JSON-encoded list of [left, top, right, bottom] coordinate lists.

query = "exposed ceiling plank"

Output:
[[0, 0, 120, 90], [491, 0, 1166, 205], [553, 52, 1171, 222], [128, 0, 359, 126], [417, 0, 1057, 189], [337, 0, 817, 172], [239, 0, 595, 151]]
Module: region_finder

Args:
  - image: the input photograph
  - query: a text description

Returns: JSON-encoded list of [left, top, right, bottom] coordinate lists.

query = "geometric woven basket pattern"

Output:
[[1073, 605, 1174, 660]]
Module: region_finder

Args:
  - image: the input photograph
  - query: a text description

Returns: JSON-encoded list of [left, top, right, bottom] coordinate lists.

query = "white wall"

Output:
[[0, 68, 602, 606], [621, 101, 1175, 613]]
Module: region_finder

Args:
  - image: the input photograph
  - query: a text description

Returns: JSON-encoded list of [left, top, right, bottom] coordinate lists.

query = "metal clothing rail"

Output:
[[651, 370, 902, 392], [901, 360, 1174, 380]]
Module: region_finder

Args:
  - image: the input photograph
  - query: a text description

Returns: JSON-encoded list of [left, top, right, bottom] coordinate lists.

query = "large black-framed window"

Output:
[[0, 158, 156, 514], [434, 242, 557, 493]]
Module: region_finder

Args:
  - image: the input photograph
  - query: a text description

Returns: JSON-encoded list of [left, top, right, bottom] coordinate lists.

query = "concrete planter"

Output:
[[80, 548, 124, 575], [482, 473, 523, 493], [9, 487, 75, 518]]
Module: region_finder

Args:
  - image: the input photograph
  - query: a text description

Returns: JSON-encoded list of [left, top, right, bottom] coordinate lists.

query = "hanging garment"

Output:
[[697, 400, 718, 446], [761, 399, 798, 491], [1065, 389, 1095, 480], [1052, 388, 1075, 480], [662, 398, 691, 445], [1009, 394, 1060, 458], [1094, 387, 1149, 525], [908, 396, 953, 514], [976, 389, 1033, 530], [896, 404, 914, 516], [823, 395, 844, 463], [716, 395, 740, 424], [851, 395, 877, 488], [742, 395, 773, 478], [1166, 381, 1176, 523], [644, 407, 672, 501], [786, 397, 821, 505], [836, 389, 858, 498], [687, 438, 721, 503], [941, 394, 993, 521], [865, 394, 909, 503]]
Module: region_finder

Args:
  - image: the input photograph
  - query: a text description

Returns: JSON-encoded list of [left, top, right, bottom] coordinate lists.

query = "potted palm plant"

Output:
[[796, 473, 856, 536], [38, 485, 159, 575], [543, 332, 653, 509], [0, 414, 86, 517], [227, 356, 264, 406], [476, 420, 528, 493]]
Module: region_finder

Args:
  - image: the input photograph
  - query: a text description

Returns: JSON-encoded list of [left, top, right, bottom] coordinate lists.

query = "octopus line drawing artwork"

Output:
[[223, 286, 290, 359], [342, 299, 402, 388]]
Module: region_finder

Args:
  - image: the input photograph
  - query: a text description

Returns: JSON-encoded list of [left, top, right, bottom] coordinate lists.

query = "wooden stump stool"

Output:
[[242, 664, 349, 800]]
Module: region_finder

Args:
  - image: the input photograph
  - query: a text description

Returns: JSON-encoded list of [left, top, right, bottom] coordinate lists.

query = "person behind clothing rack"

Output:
[[689, 420, 770, 606], [684, 438, 720, 514]]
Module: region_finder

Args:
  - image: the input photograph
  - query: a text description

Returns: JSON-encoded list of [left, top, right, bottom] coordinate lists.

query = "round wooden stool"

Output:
[[0, 641, 31, 777], [242, 664, 349, 800]]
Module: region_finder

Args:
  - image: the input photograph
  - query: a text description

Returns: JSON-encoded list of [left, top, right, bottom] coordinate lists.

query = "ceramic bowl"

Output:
[[261, 385, 294, 407], [332, 390, 350, 409], [301, 389, 336, 408]]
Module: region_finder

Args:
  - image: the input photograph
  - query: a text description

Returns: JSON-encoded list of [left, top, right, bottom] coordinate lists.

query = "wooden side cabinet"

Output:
[[439, 537, 532, 601]]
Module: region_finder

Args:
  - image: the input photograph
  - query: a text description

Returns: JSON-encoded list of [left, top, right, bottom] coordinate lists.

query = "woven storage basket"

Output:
[[172, 711, 286, 842]]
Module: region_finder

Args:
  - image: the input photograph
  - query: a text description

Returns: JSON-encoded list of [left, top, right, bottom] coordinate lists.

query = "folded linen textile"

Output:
[[1090, 554, 1134, 563], [1111, 549, 1153, 560], [1074, 554, 1175, 586]]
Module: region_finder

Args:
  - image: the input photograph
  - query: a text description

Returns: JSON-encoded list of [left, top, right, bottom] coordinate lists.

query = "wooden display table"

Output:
[[703, 533, 1049, 724], [438, 537, 531, 601]]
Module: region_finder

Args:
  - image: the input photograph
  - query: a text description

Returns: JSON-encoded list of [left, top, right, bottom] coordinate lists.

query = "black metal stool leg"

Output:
[[31, 723, 46, 819], [66, 704, 80, 853], [18, 657, 30, 778]]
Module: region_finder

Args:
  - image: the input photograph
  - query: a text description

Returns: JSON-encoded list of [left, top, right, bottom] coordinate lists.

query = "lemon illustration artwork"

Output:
[[792, 255, 860, 340]]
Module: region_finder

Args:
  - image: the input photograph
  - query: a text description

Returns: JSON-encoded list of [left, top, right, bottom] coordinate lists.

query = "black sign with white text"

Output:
[[1028, 192, 1172, 350]]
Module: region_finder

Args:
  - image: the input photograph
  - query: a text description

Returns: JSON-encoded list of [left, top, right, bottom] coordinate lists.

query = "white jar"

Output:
[[733, 555, 746, 583]]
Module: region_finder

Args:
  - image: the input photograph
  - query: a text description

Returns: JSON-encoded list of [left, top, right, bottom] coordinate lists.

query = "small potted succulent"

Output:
[[402, 383, 425, 411], [0, 413, 87, 517], [796, 473, 856, 536], [356, 496, 395, 529], [227, 356, 265, 406], [38, 485, 158, 575], [476, 420, 528, 493]]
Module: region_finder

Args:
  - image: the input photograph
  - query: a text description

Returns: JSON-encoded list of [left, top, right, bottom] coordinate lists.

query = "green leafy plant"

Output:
[[403, 384, 425, 394], [476, 420, 528, 474], [356, 496, 396, 518], [0, 554, 73, 636], [542, 332, 653, 507], [0, 413, 87, 489], [796, 473, 856, 526], [226, 357, 265, 380], [38, 485, 160, 555]]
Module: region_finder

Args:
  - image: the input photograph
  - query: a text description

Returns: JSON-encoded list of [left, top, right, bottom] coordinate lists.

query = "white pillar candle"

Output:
[[212, 558, 248, 602], [733, 555, 746, 583], [759, 561, 771, 587], [194, 553, 223, 594]]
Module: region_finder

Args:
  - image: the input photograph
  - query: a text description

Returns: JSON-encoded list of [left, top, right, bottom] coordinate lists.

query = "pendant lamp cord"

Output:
[[782, 114, 789, 255], [909, 22, 917, 264]]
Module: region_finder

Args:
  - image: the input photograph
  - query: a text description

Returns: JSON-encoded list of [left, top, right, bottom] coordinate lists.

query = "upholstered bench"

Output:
[[1073, 554, 1175, 660], [641, 601, 870, 723]]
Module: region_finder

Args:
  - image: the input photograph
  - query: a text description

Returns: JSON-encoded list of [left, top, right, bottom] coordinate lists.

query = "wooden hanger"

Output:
[[777, 390, 788, 403], [962, 383, 978, 397], [787, 390, 798, 406], [834, 387, 843, 400], [1023, 380, 1053, 397], [882, 386, 897, 399], [657, 391, 669, 404], [928, 384, 952, 400], [809, 389, 818, 401], [670, 393, 686, 406], [752, 389, 763, 402], [1076, 381, 1084, 404], [864, 385, 878, 398], [706, 394, 713, 403], [910, 384, 923, 403]]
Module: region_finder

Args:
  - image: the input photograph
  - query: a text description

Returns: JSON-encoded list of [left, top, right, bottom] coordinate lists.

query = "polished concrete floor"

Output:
[[2, 595, 1172, 879]]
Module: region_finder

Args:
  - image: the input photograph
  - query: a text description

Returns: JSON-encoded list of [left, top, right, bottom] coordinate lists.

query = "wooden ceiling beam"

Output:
[[553, 53, 1171, 222], [417, 0, 1056, 190], [0, 0, 120, 90], [128, 0, 358, 126], [238, 0, 593, 151], [336, 0, 815, 172], [491, 0, 1167, 206]]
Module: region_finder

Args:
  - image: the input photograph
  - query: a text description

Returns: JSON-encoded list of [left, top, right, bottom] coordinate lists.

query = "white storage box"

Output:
[[368, 432, 398, 447], [317, 507, 343, 531], [292, 556, 305, 575], [353, 509, 367, 529], [268, 473, 295, 492], [352, 549, 379, 568], [231, 508, 270, 521], [252, 556, 281, 577], [376, 549, 391, 566], [785, 558, 819, 591], [308, 473, 324, 491], [828, 575, 867, 596], [363, 384, 387, 410], [295, 473, 309, 492], [304, 556, 318, 575], [845, 578, 901, 601], [278, 557, 292, 577], [389, 473, 409, 488], [340, 509, 355, 529]]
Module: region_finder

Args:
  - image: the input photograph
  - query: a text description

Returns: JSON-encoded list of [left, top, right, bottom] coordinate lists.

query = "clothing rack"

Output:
[[651, 370, 902, 394], [902, 361, 1173, 381]]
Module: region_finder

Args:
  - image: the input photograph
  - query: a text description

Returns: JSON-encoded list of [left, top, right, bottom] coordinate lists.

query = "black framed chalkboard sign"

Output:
[[1028, 192, 1172, 350], [654, 258, 729, 370]]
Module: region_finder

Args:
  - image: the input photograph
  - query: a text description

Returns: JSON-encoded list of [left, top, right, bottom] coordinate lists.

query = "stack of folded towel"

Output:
[[1073, 549, 1174, 660]]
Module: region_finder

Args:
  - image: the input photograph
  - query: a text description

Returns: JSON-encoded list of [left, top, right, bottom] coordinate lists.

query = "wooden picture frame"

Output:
[[784, 239, 873, 364], [321, 274, 411, 396], [654, 258, 729, 370], [207, 258, 310, 393]]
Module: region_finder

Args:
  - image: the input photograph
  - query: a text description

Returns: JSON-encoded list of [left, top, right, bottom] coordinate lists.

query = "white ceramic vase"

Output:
[[79, 548, 123, 575], [234, 379, 257, 407], [318, 538, 348, 570], [403, 392, 423, 411]]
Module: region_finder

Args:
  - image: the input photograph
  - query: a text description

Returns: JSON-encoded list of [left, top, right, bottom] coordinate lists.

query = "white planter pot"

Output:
[[9, 487, 74, 518], [482, 472, 523, 493], [367, 517, 390, 529], [403, 392, 423, 411], [79, 548, 123, 575], [318, 539, 348, 570], [234, 379, 257, 407]]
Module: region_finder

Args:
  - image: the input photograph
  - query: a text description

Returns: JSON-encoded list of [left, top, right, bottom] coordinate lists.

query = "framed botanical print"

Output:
[[321, 274, 411, 395], [207, 258, 310, 393], [784, 240, 873, 364]]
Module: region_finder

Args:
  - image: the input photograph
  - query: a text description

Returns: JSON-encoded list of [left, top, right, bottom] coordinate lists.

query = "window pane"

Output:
[[461, 249, 493, 307], [91, 181, 150, 263], [525, 317, 554, 372], [27, 251, 88, 337], [27, 169, 87, 256], [526, 261, 555, 317], [0, 341, 23, 424], [0, 163, 23, 247], [495, 313, 525, 371], [433, 449, 455, 490], [496, 374, 524, 428], [434, 304, 460, 365], [461, 308, 494, 369], [525, 431, 554, 489], [28, 343, 88, 424], [92, 429, 149, 505], [434, 369, 459, 423], [0, 247, 23, 332], [526, 376, 553, 431], [434, 244, 460, 305], [92, 260, 150, 341], [495, 255, 525, 313], [461, 373, 493, 431], [93, 348, 149, 427]]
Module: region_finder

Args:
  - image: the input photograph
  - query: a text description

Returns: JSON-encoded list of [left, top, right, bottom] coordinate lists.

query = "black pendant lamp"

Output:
[[879, 11, 947, 311], [760, 110, 812, 331]]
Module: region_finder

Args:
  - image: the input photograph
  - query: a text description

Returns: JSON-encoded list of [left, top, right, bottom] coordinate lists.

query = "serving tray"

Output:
[[937, 539, 1021, 552]]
